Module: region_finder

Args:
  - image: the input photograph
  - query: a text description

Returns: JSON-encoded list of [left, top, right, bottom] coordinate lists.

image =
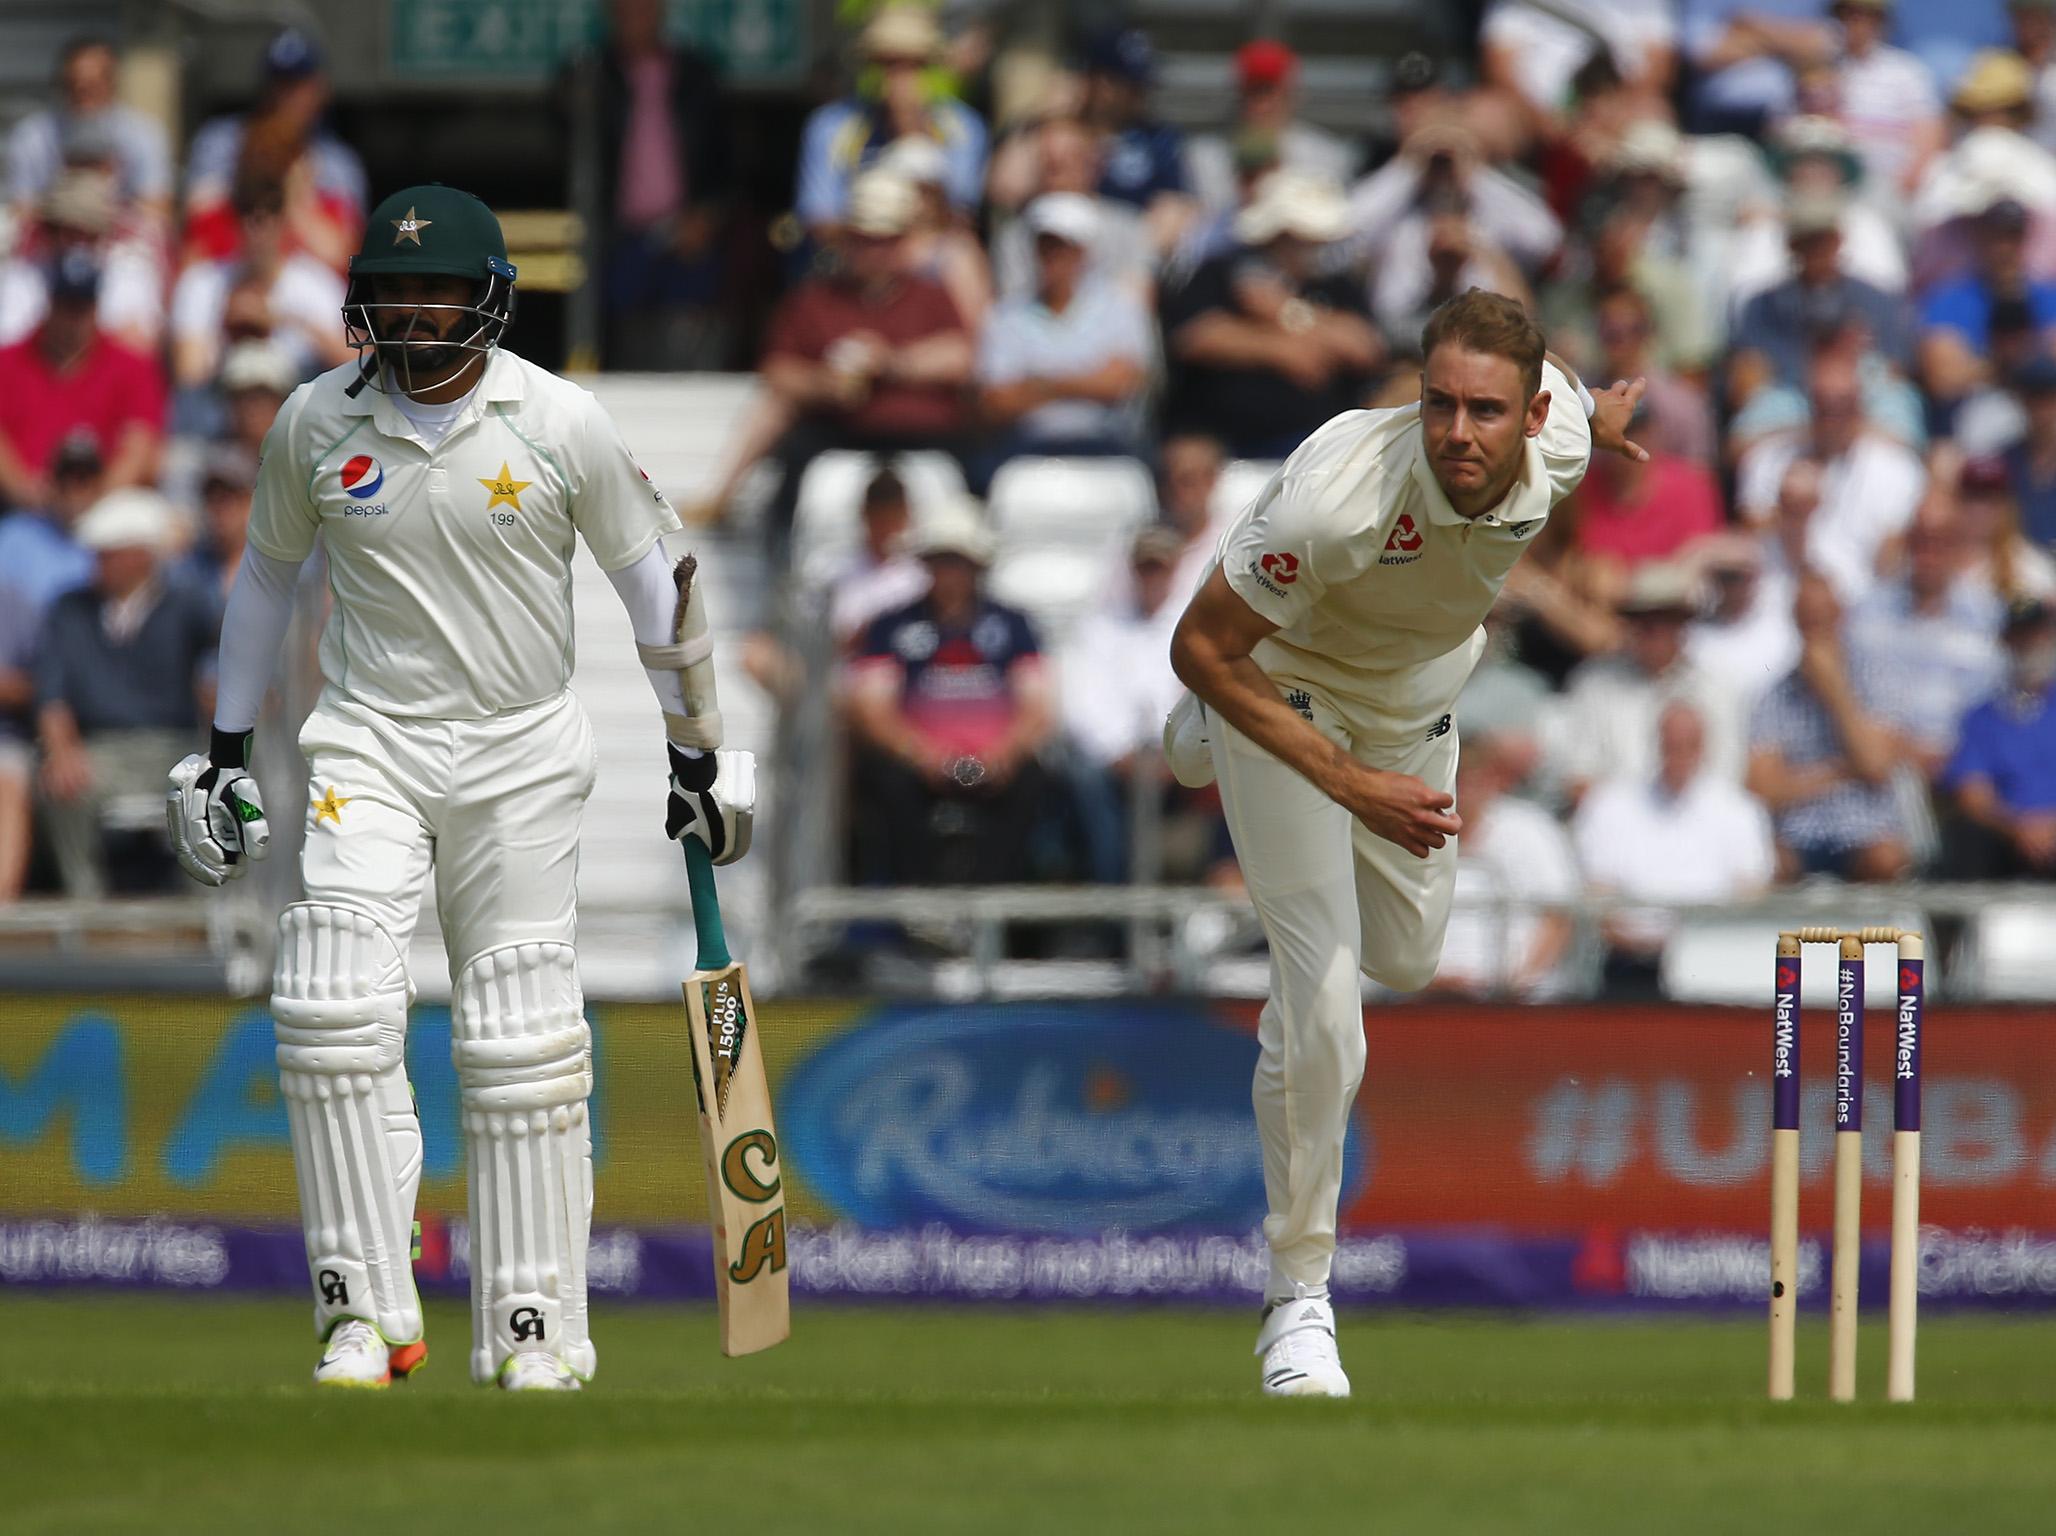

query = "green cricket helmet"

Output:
[[343, 183, 517, 390]]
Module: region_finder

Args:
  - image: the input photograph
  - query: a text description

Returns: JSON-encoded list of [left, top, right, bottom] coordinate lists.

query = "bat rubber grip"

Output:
[[682, 835, 730, 971]]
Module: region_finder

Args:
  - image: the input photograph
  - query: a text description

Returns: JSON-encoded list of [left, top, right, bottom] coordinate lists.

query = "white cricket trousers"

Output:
[[1210, 682, 1459, 1300], [295, 687, 598, 969]]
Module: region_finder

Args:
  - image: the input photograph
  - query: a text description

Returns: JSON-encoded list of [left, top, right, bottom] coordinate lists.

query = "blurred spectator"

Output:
[[1551, 561, 1748, 802], [0, 433, 99, 617], [1917, 197, 2056, 422], [1945, 294, 2043, 455], [1545, 175, 1713, 380], [796, 7, 986, 239], [218, 340, 296, 455], [990, 115, 1153, 306], [844, 500, 1054, 884], [0, 248, 164, 507], [4, 35, 171, 223], [1433, 728, 1581, 1000], [0, 577, 33, 902], [1349, 117, 1564, 296], [824, 465, 929, 646], [756, 171, 974, 561], [1498, 519, 1628, 687], [1686, 532, 1801, 714], [1957, 452, 2056, 601], [1482, 0, 1677, 133], [1827, 0, 1945, 203], [1746, 571, 1910, 880], [170, 446, 257, 616], [1161, 172, 1381, 458], [0, 170, 164, 352], [2002, 354, 2056, 542], [1728, 116, 1908, 310], [1375, 204, 1534, 346], [1076, 27, 1194, 257], [183, 29, 366, 273], [1589, 283, 1716, 464], [1682, 0, 1818, 133], [2018, 0, 2056, 149], [1727, 191, 1913, 400], [1575, 700, 1776, 996], [1456, 606, 1556, 779], [576, 0, 732, 369], [1566, 411, 1724, 571], [1188, 42, 1361, 216], [1736, 352, 1926, 600], [1940, 595, 2056, 876], [34, 491, 217, 899], [1155, 432, 1229, 599], [170, 176, 349, 390], [1726, 315, 1926, 457], [1909, 51, 2056, 246], [880, 135, 992, 331], [1848, 499, 2005, 782], [976, 194, 1150, 477], [1059, 526, 1188, 883]]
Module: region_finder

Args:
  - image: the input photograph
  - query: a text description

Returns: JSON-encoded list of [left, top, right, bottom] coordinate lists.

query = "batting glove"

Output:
[[665, 745, 756, 865], [166, 729, 271, 888]]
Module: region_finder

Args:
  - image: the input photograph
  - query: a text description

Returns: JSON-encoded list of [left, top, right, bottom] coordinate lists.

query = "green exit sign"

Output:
[[389, 0, 807, 84]]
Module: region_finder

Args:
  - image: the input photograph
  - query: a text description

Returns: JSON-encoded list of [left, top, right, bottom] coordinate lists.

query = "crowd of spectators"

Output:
[[674, 2, 2056, 989], [12, 4, 2056, 993], [0, 27, 350, 902]]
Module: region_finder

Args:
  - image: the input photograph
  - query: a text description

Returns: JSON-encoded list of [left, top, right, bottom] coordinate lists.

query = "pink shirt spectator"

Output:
[[617, 55, 686, 230], [0, 330, 164, 478], [1571, 455, 1723, 569]]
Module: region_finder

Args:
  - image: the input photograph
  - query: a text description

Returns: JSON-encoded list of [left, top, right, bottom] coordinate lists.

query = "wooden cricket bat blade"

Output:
[[681, 958, 790, 1355]]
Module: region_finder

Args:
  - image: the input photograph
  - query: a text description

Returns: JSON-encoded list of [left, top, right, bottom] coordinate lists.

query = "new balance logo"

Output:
[[1425, 713, 1452, 741]]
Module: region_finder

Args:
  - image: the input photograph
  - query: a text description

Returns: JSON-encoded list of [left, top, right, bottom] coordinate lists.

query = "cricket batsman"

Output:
[[1165, 290, 1645, 1396], [163, 185, 754, 1390]]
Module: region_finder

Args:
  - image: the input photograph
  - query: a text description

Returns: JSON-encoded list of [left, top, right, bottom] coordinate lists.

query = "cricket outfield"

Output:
[[8, 1295, 2054, 1534]]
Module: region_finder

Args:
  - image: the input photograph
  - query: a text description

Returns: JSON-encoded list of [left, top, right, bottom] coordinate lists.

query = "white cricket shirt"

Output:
[[248, 348, 682, 719], [1216, 362, 1591, 740]]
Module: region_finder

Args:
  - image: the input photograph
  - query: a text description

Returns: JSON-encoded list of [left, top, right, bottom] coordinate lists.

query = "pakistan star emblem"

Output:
[[479, 461, 532, 511], [391, 206, 433, 245], [311, 786, 353, 825]]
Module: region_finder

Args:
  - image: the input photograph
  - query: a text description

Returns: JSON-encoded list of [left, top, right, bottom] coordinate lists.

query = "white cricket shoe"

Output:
[[1255, 1290, 1351, 1398], [314, 1319, 427, 1388], [1163, 691, 1216, 788], [498, 1351, 582, 1392]]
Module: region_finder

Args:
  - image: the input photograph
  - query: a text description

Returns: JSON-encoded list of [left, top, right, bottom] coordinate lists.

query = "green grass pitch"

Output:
[[8, 1294, 2055, 1534]]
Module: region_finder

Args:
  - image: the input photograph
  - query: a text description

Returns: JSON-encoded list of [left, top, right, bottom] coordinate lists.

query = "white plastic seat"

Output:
[[1961, 903, 2056, 1000], [794, 450, 966, 587], [987, 457, 1154, 551], [989, 546, 1112, 647]]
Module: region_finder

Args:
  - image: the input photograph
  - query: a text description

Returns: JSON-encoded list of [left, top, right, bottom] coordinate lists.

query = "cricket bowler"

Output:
[[164, 184, 754, 1390], [1165, 290, 1645, 1396]]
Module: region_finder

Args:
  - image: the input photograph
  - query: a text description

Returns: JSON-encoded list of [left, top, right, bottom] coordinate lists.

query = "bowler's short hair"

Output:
[[1420, 288, 1546, 401]]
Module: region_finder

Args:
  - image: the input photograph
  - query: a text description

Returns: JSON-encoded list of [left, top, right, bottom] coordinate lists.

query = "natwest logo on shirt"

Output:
[[1379, 513, 1424, 566], [1259, 551, 1300, 586]]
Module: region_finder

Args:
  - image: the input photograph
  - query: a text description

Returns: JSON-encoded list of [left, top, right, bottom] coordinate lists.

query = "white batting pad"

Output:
[[452, 941, 596, 1384], [272, 902, 424, 1345]]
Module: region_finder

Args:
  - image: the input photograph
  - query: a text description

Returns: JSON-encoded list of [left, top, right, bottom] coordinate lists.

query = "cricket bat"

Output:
[[673, 560, 789, 1357]]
